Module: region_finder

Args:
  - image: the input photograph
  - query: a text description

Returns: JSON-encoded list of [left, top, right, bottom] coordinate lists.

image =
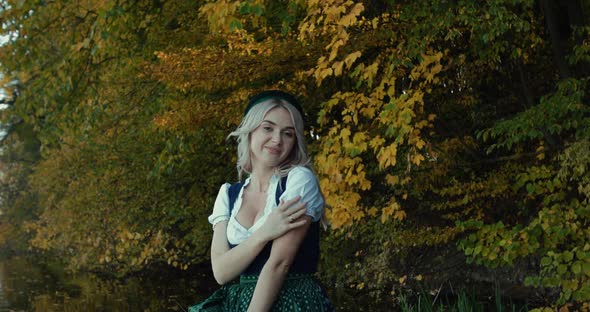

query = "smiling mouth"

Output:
[[265, 147, 281, 155]]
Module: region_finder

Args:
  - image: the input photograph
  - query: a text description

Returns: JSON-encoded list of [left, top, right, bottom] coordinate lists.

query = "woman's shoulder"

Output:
[[287, 166, 318, 183], [215, 182, 233, 196], [287, 165, 314, 177]]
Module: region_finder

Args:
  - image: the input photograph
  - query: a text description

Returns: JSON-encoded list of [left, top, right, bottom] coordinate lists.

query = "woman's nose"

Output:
[[271, 131, 281, 144]]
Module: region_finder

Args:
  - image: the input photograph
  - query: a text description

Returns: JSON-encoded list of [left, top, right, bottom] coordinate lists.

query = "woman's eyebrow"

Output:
[[261, 120, 295, 130]]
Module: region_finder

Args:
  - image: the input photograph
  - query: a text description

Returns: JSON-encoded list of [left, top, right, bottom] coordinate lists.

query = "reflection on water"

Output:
[[0, 256, 215, 312]]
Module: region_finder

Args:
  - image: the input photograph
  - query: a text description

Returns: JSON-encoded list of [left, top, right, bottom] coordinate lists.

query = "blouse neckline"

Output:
[[231, 175, 280, 232]]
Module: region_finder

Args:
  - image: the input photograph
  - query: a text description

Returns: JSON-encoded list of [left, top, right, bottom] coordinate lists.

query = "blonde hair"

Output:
[[228, 98, 310, 181], [228, 97, 331, 230]]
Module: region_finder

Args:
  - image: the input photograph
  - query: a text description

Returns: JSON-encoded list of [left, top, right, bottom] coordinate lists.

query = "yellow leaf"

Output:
[[367, 207, 378, 217], [536, 144, 545, 160], [319, 68, 333, 81], [328, 39, 343, 62], [394, 210, 407, 220], [381, 200, 399, 223], [324, 5, 346, 23], [350, 3, 364, 17], [344, 51, 362, 69], [415, 139, 426, 149], [385, 174, 399, 185], [411, 154, 425, 165], [369, 136, 385, 150], [340, 127, 351, 140], [378, 144, 397, 168], [371, 17, 379, 29], [333, 61, 344, 76], [399, 275, 407, 284], [381, 211, 390, 223], [339, 14, 356, 27], [72, 42, 85, 52]]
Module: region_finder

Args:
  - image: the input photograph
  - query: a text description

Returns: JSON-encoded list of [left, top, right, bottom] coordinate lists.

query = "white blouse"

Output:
[[208, 166, 325, 245]]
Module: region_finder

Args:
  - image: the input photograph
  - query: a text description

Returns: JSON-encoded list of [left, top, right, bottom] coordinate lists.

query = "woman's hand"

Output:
[[258, 196, 308, 241]]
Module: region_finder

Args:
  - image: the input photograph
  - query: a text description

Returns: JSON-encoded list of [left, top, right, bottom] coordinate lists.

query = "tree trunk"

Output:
[[540, 0, 572, 79]]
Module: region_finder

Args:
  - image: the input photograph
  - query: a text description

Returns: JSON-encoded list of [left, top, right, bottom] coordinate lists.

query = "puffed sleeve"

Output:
[[279, 167, 325, 222], [208, 183, 231, 228]]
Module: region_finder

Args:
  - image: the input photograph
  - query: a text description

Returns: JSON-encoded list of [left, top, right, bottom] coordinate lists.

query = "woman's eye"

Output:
[[263, 126, 272, 131], [284, 132, 294, 138]]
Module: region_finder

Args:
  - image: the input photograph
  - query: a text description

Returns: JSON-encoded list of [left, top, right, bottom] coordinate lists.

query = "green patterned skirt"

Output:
[[189, 273, 333, 312]]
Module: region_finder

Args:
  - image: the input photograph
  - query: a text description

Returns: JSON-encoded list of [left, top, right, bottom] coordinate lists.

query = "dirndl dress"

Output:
[[189, 273, 333, 311], [190, 176, 333, 311]]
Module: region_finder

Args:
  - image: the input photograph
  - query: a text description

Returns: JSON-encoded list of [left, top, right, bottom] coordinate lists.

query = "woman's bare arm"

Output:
[[246, 216, 312, 311], [210, 198, 308, 285]]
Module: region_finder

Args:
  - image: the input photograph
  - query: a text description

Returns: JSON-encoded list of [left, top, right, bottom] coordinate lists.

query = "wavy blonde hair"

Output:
[[228, 98, 310, 181], [229, 97, 330, 229]]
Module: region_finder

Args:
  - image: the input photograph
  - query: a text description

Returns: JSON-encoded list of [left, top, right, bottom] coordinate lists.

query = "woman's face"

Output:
[[249, 107, 297, 170]]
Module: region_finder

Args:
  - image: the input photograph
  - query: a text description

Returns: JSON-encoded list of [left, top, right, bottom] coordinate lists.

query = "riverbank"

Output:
[[0, 253, 217, 311], [1, 252, 537, 311]]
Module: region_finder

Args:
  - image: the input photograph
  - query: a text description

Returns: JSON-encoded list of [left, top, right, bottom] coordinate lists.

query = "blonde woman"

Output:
[[190, 90, 332, 311]]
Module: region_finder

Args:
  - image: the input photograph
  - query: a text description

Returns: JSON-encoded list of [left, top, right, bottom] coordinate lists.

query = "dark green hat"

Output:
[[245, 90, 305, 120]]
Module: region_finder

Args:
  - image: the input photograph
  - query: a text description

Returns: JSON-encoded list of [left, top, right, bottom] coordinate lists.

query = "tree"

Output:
[[1, 0, 588, 308]]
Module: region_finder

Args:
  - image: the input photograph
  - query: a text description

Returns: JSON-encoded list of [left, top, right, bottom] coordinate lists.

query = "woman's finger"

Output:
[[286, 202, 306, 216], [289, 219, 308, 229], [286, 201, 306, 213], [289, 205, 307, 220], [279, 196, 301, 210]]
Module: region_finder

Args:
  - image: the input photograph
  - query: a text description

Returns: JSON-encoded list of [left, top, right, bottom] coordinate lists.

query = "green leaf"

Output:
[[563, 251, 574, 262], [571, 261, 582, 274], [474, 245, 482, 255], [229, 18, 243, 31], [526, 183, 535, 194], [540, 256, 551, 266]]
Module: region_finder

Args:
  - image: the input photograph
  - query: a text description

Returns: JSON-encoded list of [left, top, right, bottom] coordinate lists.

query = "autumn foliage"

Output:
[[1, 0, 589, 309]]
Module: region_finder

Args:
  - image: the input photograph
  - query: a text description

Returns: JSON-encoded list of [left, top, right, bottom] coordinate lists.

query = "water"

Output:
[[0, 256, 216, 312], [0, 255, 369, 311]]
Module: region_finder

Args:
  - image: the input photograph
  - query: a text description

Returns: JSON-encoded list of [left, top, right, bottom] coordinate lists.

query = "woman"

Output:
[[189, 90, 332, 311]]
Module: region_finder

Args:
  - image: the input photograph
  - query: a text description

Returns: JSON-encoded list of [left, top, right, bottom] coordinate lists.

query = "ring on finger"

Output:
[[288, 216, 294, 222]]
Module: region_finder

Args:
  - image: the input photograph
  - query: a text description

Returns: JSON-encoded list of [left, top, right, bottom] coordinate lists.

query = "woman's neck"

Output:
[[249, 167, 275, 193]]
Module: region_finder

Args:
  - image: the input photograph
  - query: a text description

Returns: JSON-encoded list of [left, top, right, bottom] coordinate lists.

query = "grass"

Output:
[[397, 287, 529, 312]]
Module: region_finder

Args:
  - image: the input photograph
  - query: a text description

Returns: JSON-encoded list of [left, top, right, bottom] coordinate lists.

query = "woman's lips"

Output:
[[265, 146, 281, 155]]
